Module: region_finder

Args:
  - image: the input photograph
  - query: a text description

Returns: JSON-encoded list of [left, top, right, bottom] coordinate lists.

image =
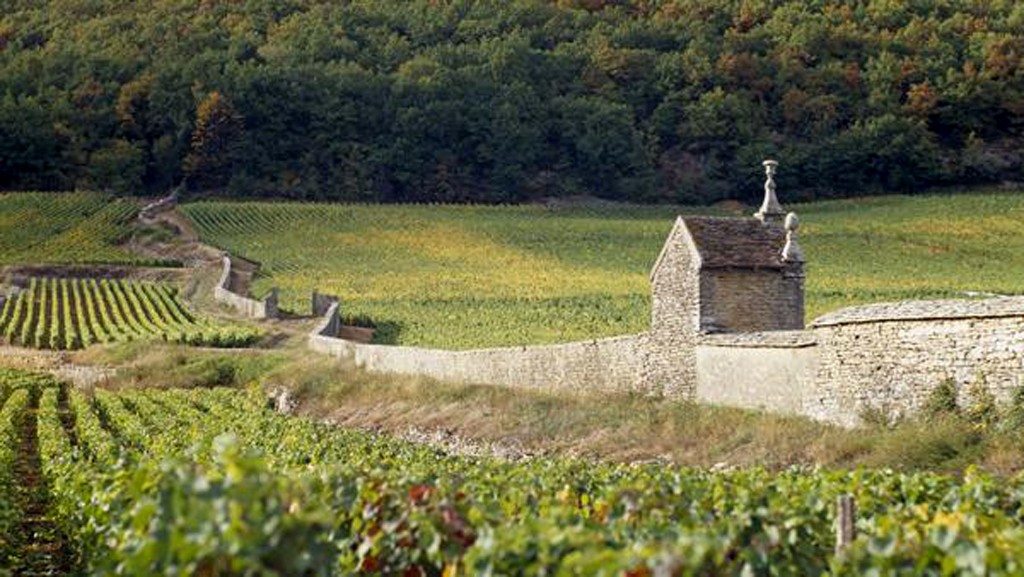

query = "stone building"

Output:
[[306, 158, 1024, 426], [644, 160, 805, 396]]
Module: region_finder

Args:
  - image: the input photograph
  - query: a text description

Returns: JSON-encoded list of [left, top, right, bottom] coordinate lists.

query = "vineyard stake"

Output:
[[835, 494, 856, 554]]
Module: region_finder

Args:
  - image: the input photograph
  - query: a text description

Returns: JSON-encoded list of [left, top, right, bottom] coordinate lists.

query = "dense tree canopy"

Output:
[[1, 0, 1022, 204]]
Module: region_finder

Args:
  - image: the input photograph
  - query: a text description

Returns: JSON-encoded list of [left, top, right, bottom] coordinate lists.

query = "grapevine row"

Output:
[[0, 277, 260, 350], [0, 192, 163, 266], [13, 374, 1024, 575]]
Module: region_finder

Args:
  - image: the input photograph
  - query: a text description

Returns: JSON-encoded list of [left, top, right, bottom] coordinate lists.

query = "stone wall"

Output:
[[699, 267, 804, 333], [309, 306, 647, 393], [696, 331, 817, 415], [306, 290, 1024, 426], [290, 209, 1024, 428], [312, 291, 340, 317], [139, 188, 179, 220], [213, 255, 279, 319], [310, 302, 342, 340], [644, 218, 701, 396], [805, 298, 1024, 427]]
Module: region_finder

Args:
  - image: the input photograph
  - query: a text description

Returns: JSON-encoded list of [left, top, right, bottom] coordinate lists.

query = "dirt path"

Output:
[[129, 208, 223, 268], [10, 385, 74, 575]]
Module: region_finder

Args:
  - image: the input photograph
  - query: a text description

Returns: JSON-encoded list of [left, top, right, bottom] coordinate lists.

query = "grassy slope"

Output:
[[182, 190, 1024, 347], [78, 343, 1024, 475]]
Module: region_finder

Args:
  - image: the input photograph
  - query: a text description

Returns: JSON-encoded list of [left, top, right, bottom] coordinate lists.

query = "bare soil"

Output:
[[10, 385, 75, 575]]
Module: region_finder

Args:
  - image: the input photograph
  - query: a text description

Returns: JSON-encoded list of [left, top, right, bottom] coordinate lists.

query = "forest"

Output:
[[1, 0, 1022, 204]]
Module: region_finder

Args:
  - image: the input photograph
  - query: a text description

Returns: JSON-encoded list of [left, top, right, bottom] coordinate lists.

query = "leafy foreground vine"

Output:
[[1, 367, 1023, 575]]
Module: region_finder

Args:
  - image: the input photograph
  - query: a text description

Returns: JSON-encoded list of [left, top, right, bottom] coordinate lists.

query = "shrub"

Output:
[[964, 373, 997, 429], [923, 377, 959, 418], [1000, 386, 1024, 431]]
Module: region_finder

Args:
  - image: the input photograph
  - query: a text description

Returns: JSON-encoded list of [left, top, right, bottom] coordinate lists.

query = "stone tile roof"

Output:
[[812, 297, 1024, 327], [682, 217, 786, 269], [700, 330, 816, 348]]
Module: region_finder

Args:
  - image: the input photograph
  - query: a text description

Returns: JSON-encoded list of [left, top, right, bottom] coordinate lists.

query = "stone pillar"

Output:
[[263, 288, 280, 319], [781, 212, 806, 329], [754, 159, 785, 225]]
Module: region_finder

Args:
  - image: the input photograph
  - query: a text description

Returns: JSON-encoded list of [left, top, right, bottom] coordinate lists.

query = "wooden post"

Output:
[[835, 494, 856, 554]]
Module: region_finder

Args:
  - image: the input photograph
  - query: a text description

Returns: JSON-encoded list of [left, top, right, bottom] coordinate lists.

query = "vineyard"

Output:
[[0, 367, 1017, 574], [0, 192, 160, 266], [183, 194, 1024, 349], [0, 277, 260, 350], [183, 201, 681, 348]]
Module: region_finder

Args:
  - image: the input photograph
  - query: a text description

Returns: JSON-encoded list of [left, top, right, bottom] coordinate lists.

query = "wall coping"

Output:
[[699, 330, 816, 349], [811, 296, 1024, 327]]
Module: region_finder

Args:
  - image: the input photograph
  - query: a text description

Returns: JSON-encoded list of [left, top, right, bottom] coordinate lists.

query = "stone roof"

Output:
[[812, 296, 1024, 327], [682, 217, 787, 269]]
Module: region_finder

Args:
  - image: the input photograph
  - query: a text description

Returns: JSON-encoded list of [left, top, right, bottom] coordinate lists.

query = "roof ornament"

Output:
[[781, 212, 804, 263], [754, 159, 785, 224]]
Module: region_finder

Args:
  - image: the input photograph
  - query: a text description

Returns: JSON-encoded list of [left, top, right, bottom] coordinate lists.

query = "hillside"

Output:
[[181, 191, 1024, 348], [1, 1, 1022, 202]]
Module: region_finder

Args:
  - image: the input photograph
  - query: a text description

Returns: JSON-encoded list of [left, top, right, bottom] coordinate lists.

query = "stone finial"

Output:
[[781, 212, 804, 263], [754, 159, 785, 224]]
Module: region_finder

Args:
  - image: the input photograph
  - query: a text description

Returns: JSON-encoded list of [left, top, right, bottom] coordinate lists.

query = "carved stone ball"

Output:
[[785, 212, 799, 232]]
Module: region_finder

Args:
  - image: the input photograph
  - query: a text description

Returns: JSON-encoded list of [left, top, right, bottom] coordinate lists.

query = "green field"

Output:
[[0, 367, 1017, 574], [0, 276, 260, 350], [182, 192, 1024, 349]]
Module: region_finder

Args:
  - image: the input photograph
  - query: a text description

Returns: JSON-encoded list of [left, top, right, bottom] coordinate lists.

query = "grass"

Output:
[[181, 190, 1024, 347], [80, 343, 1024, 475]]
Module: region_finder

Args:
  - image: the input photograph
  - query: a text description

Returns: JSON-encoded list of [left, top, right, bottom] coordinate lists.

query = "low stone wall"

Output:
[[310, 302, 342, 340], [213, 255, 279, 319], [805, 298, 1024, 426], [312, 291, 340, 317], [309, 306, 647, 393], [308, 290, 1024, 427], [695, 331, 818, 415], [139, 188, 179, 220]]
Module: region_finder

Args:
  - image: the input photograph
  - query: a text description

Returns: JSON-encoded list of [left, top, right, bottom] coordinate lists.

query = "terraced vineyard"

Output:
[[0, 192, 161, 266], [0, 368, 1015, 574], [0, 277, 260, 349], [183, 194, 1024, 349]]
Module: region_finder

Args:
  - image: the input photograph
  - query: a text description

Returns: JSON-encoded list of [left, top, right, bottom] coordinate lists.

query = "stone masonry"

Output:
[[805, 299, 1024, 427], [300, 160, 1024, 427], [213, 254, 279, 319]]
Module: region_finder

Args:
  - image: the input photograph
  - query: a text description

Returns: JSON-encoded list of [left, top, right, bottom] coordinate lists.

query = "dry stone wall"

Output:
[[309, 303, 647, 393], [291, 200, 1024, 428], [805, 298, 1024, 427], [312, 292, 339, 317], [306, 293, 1024, 426], [213, 255, 279, 319]]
